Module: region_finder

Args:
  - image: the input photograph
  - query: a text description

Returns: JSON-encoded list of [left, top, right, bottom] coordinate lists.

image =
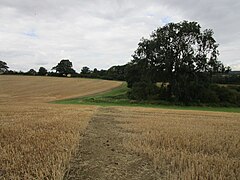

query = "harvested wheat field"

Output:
[[117, 107, 240, 179], [0, 75, 121, 179], [0, 75, 122, 104], [0, 103, 96, 179], [64, 106, 240, 179], [1, 75, 240, 180]]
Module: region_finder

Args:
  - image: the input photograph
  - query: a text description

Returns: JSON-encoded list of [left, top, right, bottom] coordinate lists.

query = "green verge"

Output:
[[54, 83, 240, 113]]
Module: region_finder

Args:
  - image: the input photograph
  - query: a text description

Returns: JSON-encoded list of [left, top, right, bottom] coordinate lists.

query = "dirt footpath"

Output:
[[64, 107, 158, 180]]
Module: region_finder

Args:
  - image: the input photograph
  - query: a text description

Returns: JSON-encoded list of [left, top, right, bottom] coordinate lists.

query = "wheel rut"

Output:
[[64, 107, 158, 180]]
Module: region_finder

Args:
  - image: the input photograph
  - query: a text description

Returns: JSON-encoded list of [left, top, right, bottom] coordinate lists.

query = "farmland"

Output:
[[0, 75, 240, 179], [0, 75, 122, 103], [0, 103, 95, 179], [118, 107, 240, 179], [0, 75, 121, 179]]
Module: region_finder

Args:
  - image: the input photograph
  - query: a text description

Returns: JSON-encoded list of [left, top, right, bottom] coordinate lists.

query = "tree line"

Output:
[[1, 21, 240, 106], [0, 59, 126, 80]]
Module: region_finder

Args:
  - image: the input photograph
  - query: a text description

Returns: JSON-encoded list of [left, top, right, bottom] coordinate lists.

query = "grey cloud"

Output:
[[0, 0, 239, 71], [157, 0, 240, 68]]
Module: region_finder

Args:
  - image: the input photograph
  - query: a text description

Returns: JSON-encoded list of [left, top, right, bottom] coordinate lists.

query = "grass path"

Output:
[[64, 107, 160, 180]]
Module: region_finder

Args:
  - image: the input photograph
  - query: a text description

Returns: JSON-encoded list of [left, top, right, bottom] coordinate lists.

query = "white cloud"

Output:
[[0, 0, 239, 72]]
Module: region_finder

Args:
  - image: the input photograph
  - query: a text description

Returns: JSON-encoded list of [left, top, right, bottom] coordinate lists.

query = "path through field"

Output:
[[0, 76, 122, 179], [64, 106, 240, 179], [64, 107, 159, 180], [1, 76, 239, 179]]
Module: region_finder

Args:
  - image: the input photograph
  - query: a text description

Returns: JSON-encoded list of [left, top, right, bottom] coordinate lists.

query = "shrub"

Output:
[[128, 81, 159, 100]]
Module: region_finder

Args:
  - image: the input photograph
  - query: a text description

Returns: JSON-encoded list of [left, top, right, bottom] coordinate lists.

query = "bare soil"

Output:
[[64, 107, 160, 180]]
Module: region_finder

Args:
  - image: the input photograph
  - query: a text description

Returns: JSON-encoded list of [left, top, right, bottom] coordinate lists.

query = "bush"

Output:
[[199, 88, 219, 103], [128, 81, 159, 100], [210, 85, 240, 106]]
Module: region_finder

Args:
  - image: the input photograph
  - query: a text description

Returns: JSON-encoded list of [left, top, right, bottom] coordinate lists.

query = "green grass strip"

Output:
[[54, 83, 240, 113]]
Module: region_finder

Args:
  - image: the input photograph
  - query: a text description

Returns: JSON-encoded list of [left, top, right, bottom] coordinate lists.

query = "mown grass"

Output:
[[55, 83, 240, 113]]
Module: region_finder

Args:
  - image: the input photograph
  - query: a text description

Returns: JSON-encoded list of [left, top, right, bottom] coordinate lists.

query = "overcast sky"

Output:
[[0, 0, 240, 72]]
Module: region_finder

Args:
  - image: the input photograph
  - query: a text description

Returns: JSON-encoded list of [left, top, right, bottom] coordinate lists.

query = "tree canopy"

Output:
[[52, 59, 75, 76], [0, 60, 9, 73], [81, 66, 91, 75], [38, 67, 48, 76], [27, 69, 37, 75], [126, 21, 230, 103]]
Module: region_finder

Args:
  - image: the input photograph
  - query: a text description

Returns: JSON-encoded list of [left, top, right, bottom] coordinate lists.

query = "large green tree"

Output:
[[126, 21, 228, 102], [52, 59, 75, 76]]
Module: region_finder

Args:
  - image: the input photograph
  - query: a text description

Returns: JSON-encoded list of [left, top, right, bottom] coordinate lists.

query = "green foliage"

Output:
[[125, 64, 142, 88], [79, 65, 128, 81], [0, 60, 9, 73], [126, 21, 231, 104], [81, 66, 91, 75], [212, 74, 240, 85], [54, 84, 240, 113], [106, 65, 127, 81], [38, 67, 48, 76], [52, 59, 76, 76], [27, 69, 37, 75], [128, 81, 159, 100], [210, 85, 240, 106]]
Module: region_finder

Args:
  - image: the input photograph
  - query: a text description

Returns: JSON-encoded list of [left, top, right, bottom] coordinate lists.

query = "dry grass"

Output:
[[1, 75, 239, 179], [0, 75, 122, 104], [0, 75, 121, 179], [0, 104, 96, 179], [115, 107, 240, 179]]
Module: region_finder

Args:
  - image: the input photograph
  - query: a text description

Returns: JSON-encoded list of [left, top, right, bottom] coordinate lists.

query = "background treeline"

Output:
[[2, 60, 240, 85], [2, 58, 240, 106], [212, 73, 240, 85], [1, 21, 240, 106], [0, 59, 127, 80]]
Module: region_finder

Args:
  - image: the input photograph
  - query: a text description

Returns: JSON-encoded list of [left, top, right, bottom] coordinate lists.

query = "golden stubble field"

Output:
[[0, 75, 122, 104], [0, 75, 121, 179], [0, 75, 240, 179], [115, 107, 240, 179]]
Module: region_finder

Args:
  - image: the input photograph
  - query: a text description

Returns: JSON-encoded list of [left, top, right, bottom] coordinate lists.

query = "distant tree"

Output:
[[224, 66, 231, 74], [38, 67, 48, 76], [27, 69, 37, 75], [93, 68, 98, 74], [81, 66, 91, 74], [107, 65, 127, 81], [90, 68, 100, 78], [126, 21, 228, 103], [52, 59, 75, 76], [0, 60, 9, 74]]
